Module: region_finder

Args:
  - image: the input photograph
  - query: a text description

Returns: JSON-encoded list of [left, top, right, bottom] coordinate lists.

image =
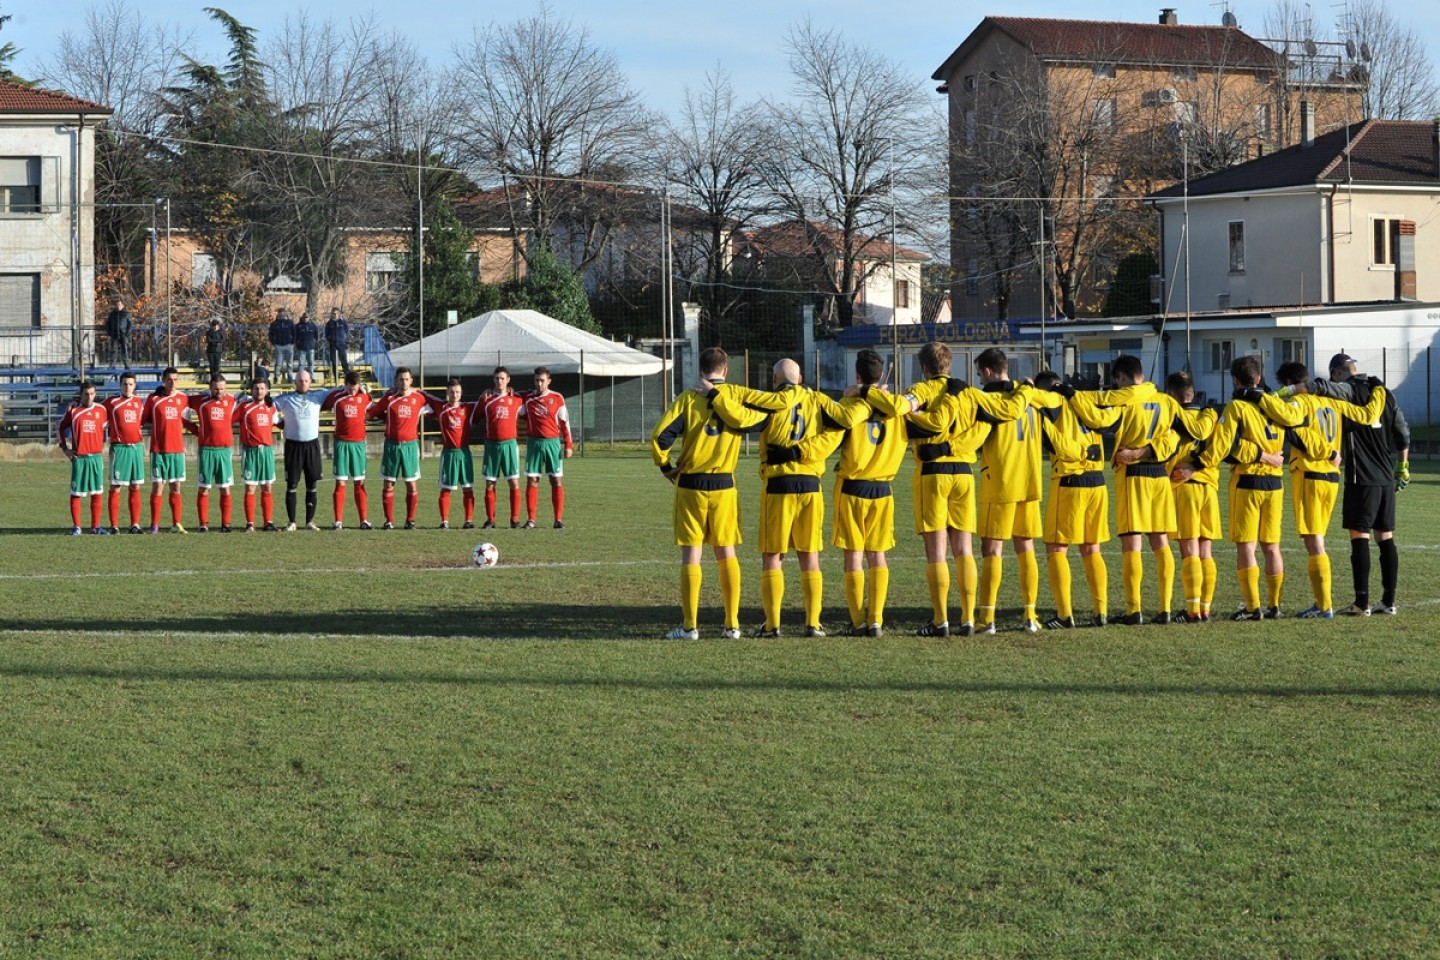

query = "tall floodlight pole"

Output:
[[890, 137, 899, 377], [417, 124, 425, 388], [1182, 130, 1192, 371]]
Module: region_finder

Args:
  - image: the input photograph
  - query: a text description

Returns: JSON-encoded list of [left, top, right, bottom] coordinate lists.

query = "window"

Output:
[[0, 273, 41, 327], [964, 258, 979, 296], [366, 252, 403, 291], [1210, 340, 1234, 372], [1110, 338, 1142, 352], [963, 74, 976, 92], [1093, 64, 1116, 79], [0, 157, 41, 214], [266, 273, 307, 292], [1372, 217, 1400, 266], [1175, 101, 1198, 125], [1255, 103, 1272, 140], [1173, 65, 1199, 81], [1228, 221, 1245, 273], [1091, 98, 1116, 133], [191, 253, 217, 288], [1282, 339, 1307, 364], [1091, 175, 1115, 198], [895, 278, 910, 309]]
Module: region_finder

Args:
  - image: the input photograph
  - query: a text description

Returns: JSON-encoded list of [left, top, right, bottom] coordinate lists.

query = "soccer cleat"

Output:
[[1296, 605, 1334, 619], [1371, 604, 1398, 616], [1230, 608, 1263, 621], [244, 523, 256, 533], [109, 527, 120, 536], [956, 622, 975, 637], [462, 520, 475, 529], [332, 521, 343, 531], [481, 520, 495, 529], [978, 621, 997, 635], [263, 522, 277, 532], [128, 525, 142, 535], [1043, 616, 1075, 630], [752, 626, 782, 639], [664, 626, 700, 641], [284, 522, 297, 532], [403, 519, 416, 530], [1340, 603, 1371, 617], [1153, 611, 1172, 625], [1022, 618, 1041, 633], [1092, 613, 1108, 627], [438, 521, 449, 530], [1262, 607, 1282, 620], [148, 524, 160, 535], [90, 527, 111, 536], [197, 525, 209, 533], [554, 520, 564, 529], [1199, 611, 1213, 622], [803, 625, 826, 638], [358, 520, 373, 530], [845, 624, 870, 637], [382, 521, 394, 530], [916, 621, 950, 638], [69, 526, 83, 536], [1115, 612, 1144, 626], [510, 520, 519, 529], [306, 522, 321, 532], [523, 520, 536, 529], [220, 525, 233, 534], [172, 524, 187, 534], [1178, 612, 1205, 624], [868, 624, 884, 638], [720, 627, 742, 641]]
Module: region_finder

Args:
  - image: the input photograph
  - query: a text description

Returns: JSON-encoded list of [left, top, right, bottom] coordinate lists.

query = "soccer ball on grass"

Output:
[[472, 542, 499, 568]]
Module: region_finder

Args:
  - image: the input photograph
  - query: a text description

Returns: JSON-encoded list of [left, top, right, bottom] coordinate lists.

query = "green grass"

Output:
[[1, 454, 1437, 957]]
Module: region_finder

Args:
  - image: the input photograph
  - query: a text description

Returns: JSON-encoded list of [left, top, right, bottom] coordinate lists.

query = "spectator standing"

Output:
[[204, 317, 224, 381], [325, 307, 351, 378], [268, 308, 296, 383], [105, 299, 132, 369], [295, 312, 320, 380]]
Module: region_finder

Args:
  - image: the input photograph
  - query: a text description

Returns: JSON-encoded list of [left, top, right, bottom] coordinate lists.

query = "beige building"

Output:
[[0, 80, 111, 366]]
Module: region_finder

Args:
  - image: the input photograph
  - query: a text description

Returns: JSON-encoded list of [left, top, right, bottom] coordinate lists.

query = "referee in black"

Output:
[[272, 369, 332, 531], [1288, 352, 1411, 615]]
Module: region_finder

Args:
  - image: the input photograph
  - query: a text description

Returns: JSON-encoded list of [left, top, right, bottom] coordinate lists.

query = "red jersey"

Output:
[[371, 391, 432, 443], [523, 390, 573, 449], [432, 401, 477, 450], [235, 397, 278, 448], [477, 391, 525, 443], [59, 403, 108, 456], [190, 394, 238, 448], [104, 395, 145, 445], [143, 391, 191, 454], [324, 389, 374, 443]]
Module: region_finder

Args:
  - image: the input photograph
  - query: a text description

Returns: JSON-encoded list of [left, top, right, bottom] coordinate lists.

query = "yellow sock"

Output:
[[958, 554, 978, 625], [868, 566, 890, 629], [1153, 545, 1175, 614], [1313, 553, 1332, 612], [1018, 550, 1039, 620], [1266, 571, 1284, 610], [718, 555, 741, 629], [1122, 550, 1144, 615], [1047, 552, 1072, 619], [979, 554, 1003, 625], [762, 568, 784, 630], [680, 564, 702, 630], [1201, 556, 1218, 612], [1239, 564, 1261, 611], [802, 570, 824, 629], [1181, 556, 1202, 617], [1082, 551, 1107, 617], [844, 569, 866, 628], [926, 561, 950, 625]]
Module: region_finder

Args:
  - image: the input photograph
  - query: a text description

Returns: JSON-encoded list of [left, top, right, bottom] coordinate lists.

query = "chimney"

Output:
[[1396, 221, 1417, 301], [1299, 101, 1315, 148], [1159, 8, 1179, 24]]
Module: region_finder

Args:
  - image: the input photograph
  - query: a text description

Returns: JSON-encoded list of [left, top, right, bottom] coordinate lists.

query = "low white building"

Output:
[[0, 80, 111, 367]]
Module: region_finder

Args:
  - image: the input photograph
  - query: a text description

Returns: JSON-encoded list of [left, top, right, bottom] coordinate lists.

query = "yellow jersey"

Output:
[[650, 384, 767, 477], [1199, 391, 1305, 477], [710, 382, 868, 481], [1286, 387, 1388, 475]]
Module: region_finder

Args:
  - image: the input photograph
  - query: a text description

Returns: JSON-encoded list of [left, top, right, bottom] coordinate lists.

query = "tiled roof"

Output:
[[741, 221, 929, 262], [0, 79, 110, 114], [1150, 119, 1440, 198], [935, 16, 1283, 80]]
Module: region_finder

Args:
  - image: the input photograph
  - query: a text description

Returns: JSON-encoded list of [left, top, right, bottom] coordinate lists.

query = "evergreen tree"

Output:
[[500, 243, 599, 334], [1103, 252, 1159, 318], [398, 198, 499, 337], [0, 6, 28, 85]]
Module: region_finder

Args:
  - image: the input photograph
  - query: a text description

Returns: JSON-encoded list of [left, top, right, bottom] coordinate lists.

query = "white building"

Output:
[[0, 80, 111, 367]]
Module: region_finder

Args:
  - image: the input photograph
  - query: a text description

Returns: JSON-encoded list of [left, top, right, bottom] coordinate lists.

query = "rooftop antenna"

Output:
[[1211, 0, 1238, 27]]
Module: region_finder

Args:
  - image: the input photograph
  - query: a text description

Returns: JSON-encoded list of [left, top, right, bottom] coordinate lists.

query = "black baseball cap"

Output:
[[1328, 351, 1356, 371]]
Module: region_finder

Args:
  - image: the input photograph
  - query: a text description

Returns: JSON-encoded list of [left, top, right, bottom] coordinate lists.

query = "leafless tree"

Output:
[[764, 20, 935, 329], [1344, 0, 1439, 120], [449, 8, 656, 271]]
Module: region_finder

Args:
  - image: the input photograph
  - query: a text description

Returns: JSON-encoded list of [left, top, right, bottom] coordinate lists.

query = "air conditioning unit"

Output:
[[1157, 87, 1179, 104]]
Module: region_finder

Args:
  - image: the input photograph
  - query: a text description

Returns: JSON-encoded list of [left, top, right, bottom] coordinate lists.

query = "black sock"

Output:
[[1377, 538, 1399, 607], [304, 488, 318, 524], [286, 487, 298, 524], [1351, 538, 1371, 608]]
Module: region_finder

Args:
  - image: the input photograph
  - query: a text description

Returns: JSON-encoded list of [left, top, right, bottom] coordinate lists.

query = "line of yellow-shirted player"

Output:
[[649, 342, 1389, 639]]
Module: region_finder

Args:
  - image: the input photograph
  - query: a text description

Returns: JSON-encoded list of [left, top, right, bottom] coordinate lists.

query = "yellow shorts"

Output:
[[1172, 481, 1221, 541], [979, 499, 1042, 541], [1115, 468, 1176, 535], [1043, 477, 1109, 545], [912, 466, 975, 534], [1228, 475, 1284, 544], [759, 489, 825, 554], [674, 485, 742, 548], [831, 482, 897, 553], [1292, 471, 1339, 537]]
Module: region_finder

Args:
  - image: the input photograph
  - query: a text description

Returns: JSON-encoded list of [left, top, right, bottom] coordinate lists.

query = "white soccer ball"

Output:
[[472, 542, 500, 568]]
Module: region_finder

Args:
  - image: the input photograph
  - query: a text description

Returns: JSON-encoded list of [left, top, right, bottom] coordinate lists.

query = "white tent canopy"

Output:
[[387, 309, 664, 378]]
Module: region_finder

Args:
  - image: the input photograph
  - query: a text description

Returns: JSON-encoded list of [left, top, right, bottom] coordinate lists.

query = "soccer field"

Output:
[[1, 454, 1436, 957]]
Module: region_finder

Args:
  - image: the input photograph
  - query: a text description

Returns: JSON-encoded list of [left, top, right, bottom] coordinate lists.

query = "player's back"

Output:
[[977, 384, 1044, 504], [834, 394, 910, 483], [651, 389, 751, 476]]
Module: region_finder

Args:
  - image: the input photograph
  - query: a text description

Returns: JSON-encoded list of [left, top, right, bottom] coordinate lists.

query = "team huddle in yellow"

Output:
[[650, 342, 1399, 640]]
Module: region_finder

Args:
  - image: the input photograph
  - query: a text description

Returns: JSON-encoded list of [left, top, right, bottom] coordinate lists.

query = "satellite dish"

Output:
[[1304, 38, 1319, 57], [1222, 11, 1238, 27], [1360, 42, 1372, 61], [1345, 39, 1357, 59]]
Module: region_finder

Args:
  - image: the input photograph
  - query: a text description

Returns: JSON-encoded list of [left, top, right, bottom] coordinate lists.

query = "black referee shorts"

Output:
[[1341, 483, 1396, 533], [284, 438, 323, 488]]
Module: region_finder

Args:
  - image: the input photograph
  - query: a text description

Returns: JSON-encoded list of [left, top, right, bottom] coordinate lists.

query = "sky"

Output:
[[11, 0, 1440, 119]]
